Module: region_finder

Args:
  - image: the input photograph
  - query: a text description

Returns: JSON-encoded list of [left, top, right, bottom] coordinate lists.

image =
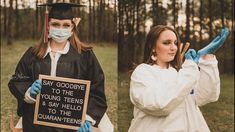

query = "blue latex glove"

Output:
[[192, 27, 229, 63], [185, 49, 197, 62], [77, 120, 92, 132], [198, 27, 229, 56], [30, 80, 42, 98]]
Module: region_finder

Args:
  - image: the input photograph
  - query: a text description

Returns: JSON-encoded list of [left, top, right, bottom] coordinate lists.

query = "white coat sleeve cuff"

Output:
[[24, 87, 36, 104], [86, 114, 96, 126], [199, 55, 218, 65]]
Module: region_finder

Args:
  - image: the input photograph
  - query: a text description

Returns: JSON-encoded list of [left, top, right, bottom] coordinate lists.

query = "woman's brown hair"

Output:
[[32, 20, 92, 59], [143, 25, 182, 71]]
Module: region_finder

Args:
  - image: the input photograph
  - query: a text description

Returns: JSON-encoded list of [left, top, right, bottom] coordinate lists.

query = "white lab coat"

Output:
[[128, 57, 220, 132]]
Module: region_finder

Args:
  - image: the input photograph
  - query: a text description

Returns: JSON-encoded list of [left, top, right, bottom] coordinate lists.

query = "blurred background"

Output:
[[0, 0, 117, 42], [117, 0, 233, 73], [1, 0, 117, 131], [117, 0, 234, 132], [1, 0, 234, 132]]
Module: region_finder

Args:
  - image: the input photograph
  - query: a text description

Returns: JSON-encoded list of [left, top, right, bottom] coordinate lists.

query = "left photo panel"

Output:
[[1, 1, 117, 132]]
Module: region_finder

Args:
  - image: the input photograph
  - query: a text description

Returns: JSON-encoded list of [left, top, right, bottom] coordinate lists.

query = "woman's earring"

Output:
[[151, 55, 157, 61]]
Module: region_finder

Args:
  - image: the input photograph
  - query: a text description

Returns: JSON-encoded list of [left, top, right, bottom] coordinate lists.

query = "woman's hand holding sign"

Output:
[[30, 80, 42, 99], [77, 120, 92, 132]]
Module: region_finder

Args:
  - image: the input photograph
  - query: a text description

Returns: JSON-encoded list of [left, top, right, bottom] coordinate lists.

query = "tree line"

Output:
[[1, 0, 117, 44], [118, 0, 234, 74]]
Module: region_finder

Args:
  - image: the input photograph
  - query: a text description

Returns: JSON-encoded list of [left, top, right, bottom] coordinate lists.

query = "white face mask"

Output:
[[48, 28, 72, 43]]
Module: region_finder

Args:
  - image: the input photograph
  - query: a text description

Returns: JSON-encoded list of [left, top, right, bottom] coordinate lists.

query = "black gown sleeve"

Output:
[[86, 50, 107, 127], [8, 47, 34, 116]]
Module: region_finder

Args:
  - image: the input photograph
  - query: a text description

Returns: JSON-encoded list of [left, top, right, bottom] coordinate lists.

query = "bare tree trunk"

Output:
[[92, 0, 96, 41], [89, 0, 92, 42], [113, 0, 117, 42], [3, 0, 7, 38], [174, 0, 179, 30], [208, 0, 213, 40], [107, 0, 111, 42], [98, 0, 101, 41], [159, 1, 167, 25], [118, 1, 137, 71], [136, 1, 140, 34], [98, 0, 105, 41], [152, 0, 159, 25], [102, 0, 106, 41], [185, 0, 190, 42], [32, 0, 35, 39], [135, 0, 145, 64], [127, 2, 136, 69], [220, 0, 225, 27], [199, 0, 203, 46], [177, 0, 183, 33], [15, 0, 19, 39], [133, 0, 140, 63], [140, 0, 147, 61], [118, 1, 126, 72], [7, 0, 13, 45], [191, 0, 196, 48], [173, 0, 176, 27], [35, 0, 39, 39]]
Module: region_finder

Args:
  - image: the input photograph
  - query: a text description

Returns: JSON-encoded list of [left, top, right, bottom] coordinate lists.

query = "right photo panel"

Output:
[[117, 0, 234, 132]]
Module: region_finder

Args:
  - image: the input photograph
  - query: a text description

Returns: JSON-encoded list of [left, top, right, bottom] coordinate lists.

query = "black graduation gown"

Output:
[[8, 45, 107, 132]]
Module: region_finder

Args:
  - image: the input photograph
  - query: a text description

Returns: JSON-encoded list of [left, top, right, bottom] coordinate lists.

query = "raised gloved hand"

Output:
[[30, 80, 42, 99], [198, 27, 229, 56], [77, 120, 92, 132], [185, 49, 197, 62], [186, 27, 229, 64]]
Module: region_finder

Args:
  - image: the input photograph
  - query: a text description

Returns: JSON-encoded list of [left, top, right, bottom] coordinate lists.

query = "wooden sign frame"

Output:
[[34, 74, 90, 130]]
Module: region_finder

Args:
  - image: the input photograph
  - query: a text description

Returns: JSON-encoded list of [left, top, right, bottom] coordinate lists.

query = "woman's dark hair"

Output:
[[143, 25, 182, 71]]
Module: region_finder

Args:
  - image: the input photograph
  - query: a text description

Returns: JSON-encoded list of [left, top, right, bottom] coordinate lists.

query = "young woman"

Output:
[[8, 2, 112, 132], [128, 25, 228, 132]]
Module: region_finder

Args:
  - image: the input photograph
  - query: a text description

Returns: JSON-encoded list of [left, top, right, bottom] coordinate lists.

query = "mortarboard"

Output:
[[38, 2, 86, 43], [39, 2, 86, 20]]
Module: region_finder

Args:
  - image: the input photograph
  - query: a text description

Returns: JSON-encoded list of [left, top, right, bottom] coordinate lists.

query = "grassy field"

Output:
[[201, 74, 234, 132], [118, 73, 234, 132], [1, 40, 117, 132], [118, 73, 133, 132], [1, 40, 234, 132]]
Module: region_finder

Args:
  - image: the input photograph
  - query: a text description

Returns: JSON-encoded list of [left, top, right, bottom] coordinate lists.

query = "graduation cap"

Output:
[[38, 2, 86, 43]]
